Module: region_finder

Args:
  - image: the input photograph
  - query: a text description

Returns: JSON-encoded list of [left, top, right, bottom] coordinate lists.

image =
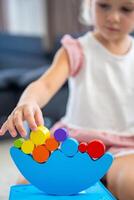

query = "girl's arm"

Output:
[[0, 47, 70, 137], [18, 47, 70, 108]]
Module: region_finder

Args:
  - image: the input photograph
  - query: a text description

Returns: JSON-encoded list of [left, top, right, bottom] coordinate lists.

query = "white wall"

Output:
[[6, 0, 47, 37]]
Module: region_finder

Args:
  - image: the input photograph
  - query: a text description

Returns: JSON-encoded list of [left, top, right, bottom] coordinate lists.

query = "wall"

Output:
[[5, 0, 47, 37]]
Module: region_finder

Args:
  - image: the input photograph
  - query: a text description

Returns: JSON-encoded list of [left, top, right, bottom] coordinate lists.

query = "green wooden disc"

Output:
[[14, 138, 25, 148]]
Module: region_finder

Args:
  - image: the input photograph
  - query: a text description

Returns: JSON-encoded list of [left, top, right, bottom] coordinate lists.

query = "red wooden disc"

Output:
[[87, 140, 106, 159], [78, 142, 88, 153]]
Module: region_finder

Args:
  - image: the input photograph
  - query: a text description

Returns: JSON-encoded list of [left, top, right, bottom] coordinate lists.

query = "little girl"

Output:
[[1, 0, 134, 199]]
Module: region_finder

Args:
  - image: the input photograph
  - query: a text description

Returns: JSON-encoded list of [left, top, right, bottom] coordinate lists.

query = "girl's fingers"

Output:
[[23, 107, 37, 131], [7, 117, 18, 137], [0, 122, 7, 136], [13, 112, 27, 137], [0, 105, 43, 137], [0, 116, 17, 137], [34, 109, 44, 126]]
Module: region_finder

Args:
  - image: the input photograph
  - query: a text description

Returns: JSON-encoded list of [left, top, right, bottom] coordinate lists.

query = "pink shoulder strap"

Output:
[[61, 35, 83, 77]]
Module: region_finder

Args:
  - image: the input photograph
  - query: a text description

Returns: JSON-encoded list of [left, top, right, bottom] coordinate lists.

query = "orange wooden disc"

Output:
[[45, 137, 59, 151], [32, 145, 50, 163]]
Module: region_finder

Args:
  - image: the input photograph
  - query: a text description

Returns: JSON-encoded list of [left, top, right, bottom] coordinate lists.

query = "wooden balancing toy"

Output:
[[9, 126, 117, 200]]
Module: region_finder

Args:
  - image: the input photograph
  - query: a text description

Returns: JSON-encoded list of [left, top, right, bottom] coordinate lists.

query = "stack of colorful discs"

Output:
[[13, 126, 52, 163], [13, 126, 106, 163]]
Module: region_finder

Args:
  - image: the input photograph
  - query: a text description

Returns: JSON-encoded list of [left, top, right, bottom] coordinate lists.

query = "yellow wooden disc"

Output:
[[21, 140, 34, 154], [30, 126, 51, 146]]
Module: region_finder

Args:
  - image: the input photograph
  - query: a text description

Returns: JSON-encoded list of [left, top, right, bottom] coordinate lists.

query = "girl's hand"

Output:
[[0, 102, 44, 137]]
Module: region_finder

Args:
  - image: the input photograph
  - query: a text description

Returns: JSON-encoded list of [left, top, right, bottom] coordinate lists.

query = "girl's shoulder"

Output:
[[60, 32, 94, 77]]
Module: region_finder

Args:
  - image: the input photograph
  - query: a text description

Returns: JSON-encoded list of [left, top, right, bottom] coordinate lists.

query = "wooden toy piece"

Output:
[[45, 137, 60, 151], [61, 138, 79, 157], [78, 142, 88, 153], [54, 128, 69, 142], [32, 145, 50, 163], [87, 140, 106, 159], [30, 126, 50, 146], [14, 138, 25, 148], [21, 140, 34, 154], [38, 125, 50, 133]]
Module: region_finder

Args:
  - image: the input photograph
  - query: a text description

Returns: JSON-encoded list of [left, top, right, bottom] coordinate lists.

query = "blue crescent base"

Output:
[[10, 147, 114, 195]]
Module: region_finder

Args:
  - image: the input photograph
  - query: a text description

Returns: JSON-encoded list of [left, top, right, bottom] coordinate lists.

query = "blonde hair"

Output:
[[79, 0, 93, 26]]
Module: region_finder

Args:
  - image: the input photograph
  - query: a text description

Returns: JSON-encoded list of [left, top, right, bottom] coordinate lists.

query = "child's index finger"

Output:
[[0, 124, 7, 136], [27, 118, 37, 131]]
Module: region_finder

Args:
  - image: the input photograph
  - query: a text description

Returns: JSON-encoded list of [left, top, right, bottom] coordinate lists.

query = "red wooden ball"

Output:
[[78, 142, 88, 153], [87, 140, 106, 159]]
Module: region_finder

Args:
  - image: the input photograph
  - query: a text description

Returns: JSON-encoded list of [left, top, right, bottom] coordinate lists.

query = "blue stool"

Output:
[[9, 181, 116, 200]]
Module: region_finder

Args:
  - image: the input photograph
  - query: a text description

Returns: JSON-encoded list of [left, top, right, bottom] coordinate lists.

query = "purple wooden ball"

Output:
[[54, 128, 69, 142]]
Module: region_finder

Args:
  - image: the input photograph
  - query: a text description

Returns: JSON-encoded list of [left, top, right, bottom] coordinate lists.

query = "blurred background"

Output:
[[0, 0, 89, 199], [0, 0, 89, 132]]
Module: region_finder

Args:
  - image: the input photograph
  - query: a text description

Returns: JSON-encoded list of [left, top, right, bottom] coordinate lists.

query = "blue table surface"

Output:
[[9, 181, 116, 200]]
